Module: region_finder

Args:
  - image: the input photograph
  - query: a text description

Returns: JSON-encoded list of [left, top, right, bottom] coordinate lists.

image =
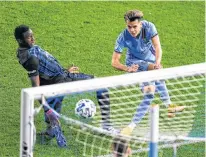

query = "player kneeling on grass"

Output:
[[14, 25, 118, 147]]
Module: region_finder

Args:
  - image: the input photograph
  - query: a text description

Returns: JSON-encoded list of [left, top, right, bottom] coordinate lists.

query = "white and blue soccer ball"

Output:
[[75, 99, 96, 118]]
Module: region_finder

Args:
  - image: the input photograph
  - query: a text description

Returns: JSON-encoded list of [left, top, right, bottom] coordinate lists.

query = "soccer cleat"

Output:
[[168, 104, 186, 118], [120, 126, 134, 136], [39, 125, 55, 139], [53, 125, 67, 147], [46, 109, 67, 147]]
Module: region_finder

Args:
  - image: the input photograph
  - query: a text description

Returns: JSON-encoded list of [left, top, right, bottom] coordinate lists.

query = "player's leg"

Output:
[[155, 81, 171, 107], [96, 89, 110, 128], [122, 83, 155, 136], [146, 72, 185, 117], [44, 97, 64, 123], [67, 72, 118, 133], [45, 107, 67, 147], [96, 89, 119, 133], [133, 62, 172, 108], [132, 84, 155, 124], [40, 77, 66, 125], [136, 62, 185, 116], [41, 96, 67, 147], [127, 60, 185, 118]]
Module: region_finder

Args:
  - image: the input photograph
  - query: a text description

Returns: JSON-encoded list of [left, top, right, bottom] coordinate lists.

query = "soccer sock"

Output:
[[132, 92, 154, 125], [44, 97, 64, 124], [155, 81, 171, 107], [43, 98, 55, 123], [96, 89, 111, 128], [46, 109, 59, 126], [53, 96, 64, 113]]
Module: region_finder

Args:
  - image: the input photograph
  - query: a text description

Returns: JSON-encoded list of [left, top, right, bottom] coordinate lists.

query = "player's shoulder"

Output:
[[30, 45, 41, 50], [118, 29, 127, 36], [17, 47, 29, 64], [142, 20, 156, 29], [28, 45, 44, 54], [120, 29, 132, 38], [27, 55, 39, 64], [116, 29, 127, 41]]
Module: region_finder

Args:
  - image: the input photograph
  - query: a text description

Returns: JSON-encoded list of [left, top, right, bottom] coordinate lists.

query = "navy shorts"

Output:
[[126, 60, 154, 72]]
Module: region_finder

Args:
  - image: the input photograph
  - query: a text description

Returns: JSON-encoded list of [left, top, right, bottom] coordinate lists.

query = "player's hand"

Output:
[[127, 64, 139, 72], [154, 63, 163, 69], [68, 64, 79, 73]]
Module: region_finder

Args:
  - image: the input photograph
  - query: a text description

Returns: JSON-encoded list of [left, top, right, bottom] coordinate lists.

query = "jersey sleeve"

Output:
[[114, 32, 125, 53], [22, 55, 39, 77]]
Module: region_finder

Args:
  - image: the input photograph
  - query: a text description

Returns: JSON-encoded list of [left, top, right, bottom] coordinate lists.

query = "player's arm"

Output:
[[23, 56, 40, 87], [112, 51, 127, 71], [113, 33, 139, 72], [30, 75, 40, 87], [112, 51, 138, 72], [152, 35, 162, 69]]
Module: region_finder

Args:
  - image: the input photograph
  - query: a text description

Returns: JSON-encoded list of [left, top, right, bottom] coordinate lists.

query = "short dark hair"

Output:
[[112, 137, 129, 157], [14, 25, 30, 40], [124, 10, 143, 22]]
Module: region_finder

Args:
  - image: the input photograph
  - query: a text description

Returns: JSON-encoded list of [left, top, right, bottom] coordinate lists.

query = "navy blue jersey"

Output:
[[17, 45, 67, 84]]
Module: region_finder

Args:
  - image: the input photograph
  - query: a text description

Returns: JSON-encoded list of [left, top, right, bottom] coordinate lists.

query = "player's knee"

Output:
[[143, 85, 155, 94], [147, 64, 155, 71]]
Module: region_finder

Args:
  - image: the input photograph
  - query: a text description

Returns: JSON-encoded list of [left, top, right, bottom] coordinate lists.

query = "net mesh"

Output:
[[22, 64, 205, 157]]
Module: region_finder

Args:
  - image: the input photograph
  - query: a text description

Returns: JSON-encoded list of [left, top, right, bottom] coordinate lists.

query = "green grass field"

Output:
[[0, 1, 205, 157]]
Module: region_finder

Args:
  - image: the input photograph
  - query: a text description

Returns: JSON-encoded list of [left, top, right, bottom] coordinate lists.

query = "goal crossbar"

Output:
[[22, 63, 206, 100], [20, 63, 206, 157]]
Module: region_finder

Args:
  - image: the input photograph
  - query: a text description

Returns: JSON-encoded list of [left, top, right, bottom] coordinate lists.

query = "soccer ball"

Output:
[[75, 99, 96, 118]]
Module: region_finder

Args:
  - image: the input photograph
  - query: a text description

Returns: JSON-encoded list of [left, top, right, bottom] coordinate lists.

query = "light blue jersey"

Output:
[[114, 20, 158, 70], [114, 20, 172, 126]]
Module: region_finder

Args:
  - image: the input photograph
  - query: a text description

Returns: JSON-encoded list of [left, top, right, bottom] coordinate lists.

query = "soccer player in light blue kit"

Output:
[[111, 10, 185, 135]]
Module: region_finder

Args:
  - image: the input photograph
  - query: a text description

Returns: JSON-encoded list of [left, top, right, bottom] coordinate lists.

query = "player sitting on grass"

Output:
[[14, 25, 118, 147], [111, 10, 185, 135]]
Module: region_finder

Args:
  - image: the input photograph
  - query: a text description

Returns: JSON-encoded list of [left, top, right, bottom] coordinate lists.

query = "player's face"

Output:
[[23, 29, 35, 47], [126, 20, 142, 37]]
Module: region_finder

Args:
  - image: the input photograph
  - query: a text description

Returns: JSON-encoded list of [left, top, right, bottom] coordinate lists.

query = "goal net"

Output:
[[20, 63, 205, 157]]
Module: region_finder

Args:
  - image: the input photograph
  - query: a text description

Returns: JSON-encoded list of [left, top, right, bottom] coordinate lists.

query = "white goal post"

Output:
[[20, 63, 206, 157]]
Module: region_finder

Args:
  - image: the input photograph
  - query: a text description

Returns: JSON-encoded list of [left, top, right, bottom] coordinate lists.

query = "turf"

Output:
[[0, 1, 205, 157]]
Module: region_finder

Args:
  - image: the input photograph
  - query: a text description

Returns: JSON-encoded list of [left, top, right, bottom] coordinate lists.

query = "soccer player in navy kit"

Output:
[[14, 25, 118, 147], [111, 10, 185, 135]]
